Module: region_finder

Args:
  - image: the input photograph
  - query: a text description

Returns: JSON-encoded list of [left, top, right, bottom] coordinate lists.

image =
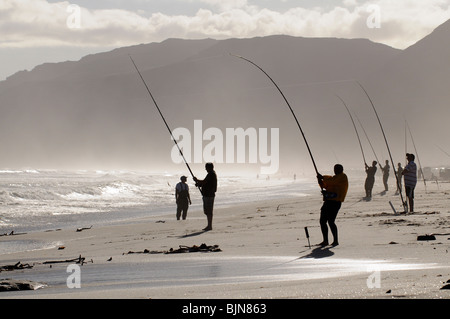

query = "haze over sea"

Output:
[[0, 169, 316, 234]]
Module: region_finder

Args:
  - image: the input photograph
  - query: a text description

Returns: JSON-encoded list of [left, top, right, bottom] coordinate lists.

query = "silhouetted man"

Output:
[[175, 176, 191, 220], [380, 160, 390, 192], [402, 153, 417, 213], [364, 161, 377, 199], [395, 163, 403, 195], [193, 163, 217, 231], [317, 164, 348, 247]]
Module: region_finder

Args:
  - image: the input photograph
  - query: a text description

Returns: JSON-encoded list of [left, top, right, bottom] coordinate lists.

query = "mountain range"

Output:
[[1, 19, 449, 175]]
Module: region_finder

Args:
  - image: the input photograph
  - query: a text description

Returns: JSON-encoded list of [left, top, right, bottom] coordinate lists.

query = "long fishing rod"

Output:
[[406, 120, 427, 191], [335, 94, 366, 166], [356, 81, 407, 212], [436, 144, 450, 158], [354, 113, 380, 164], [129, 55, 202, 195], [230, 53, 321, 184]]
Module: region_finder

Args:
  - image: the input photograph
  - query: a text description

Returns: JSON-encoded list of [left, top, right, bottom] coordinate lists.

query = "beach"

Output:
[[0, 176, 449, 300]]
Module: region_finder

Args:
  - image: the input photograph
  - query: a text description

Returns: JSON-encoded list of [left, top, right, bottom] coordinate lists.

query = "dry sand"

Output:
[[0, 177, 449, 299]]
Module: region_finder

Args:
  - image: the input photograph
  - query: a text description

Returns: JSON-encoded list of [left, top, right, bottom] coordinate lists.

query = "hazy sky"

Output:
[[1, 0, 449, 80]]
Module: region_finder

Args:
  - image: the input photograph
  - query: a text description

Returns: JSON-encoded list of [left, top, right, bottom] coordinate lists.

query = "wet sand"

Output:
[[0, 178, 449, 299]]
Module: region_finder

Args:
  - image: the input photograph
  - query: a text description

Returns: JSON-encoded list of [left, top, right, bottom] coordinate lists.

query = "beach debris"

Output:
[[0, 280, 47, 292], [386, 289, 392, 294], [76, 225, 92, 232], [107, 257, 112, 261], [124, 243, 222, 255], [58, 246, 65, 250], [125, 249, 164, 255], [0, 230, 27, 237], [155, 220, 165, 223], [44, 229, 61, 232], [417, 234, 436, 241], [0, 261, 33, 272], [167, 244, 221, 254], [43, 255, 92, 265]]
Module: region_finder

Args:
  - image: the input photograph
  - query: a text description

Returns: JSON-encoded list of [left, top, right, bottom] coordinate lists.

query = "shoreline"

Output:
[[0, 180, 449, 299]]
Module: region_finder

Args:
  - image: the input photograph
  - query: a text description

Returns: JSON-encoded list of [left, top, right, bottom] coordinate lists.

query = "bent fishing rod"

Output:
[[354, 113, 380, 165], [129, 55, 202, 195], [356, 81, 407, 212], [335, 94, 366, 166], [230, 54, 321, 187]]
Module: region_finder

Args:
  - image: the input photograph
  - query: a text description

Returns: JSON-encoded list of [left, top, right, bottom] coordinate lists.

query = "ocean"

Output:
[[0, 169, 317, 234]]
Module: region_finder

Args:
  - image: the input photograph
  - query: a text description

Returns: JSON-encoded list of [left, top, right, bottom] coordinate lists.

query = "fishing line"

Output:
[[230, 53, 321, 184], [129, 55, 202, 195], [436, 144, 450, 158], [354, 113, 380, 164], [335, 94, 366, 166], [356, 81, 407, 212]]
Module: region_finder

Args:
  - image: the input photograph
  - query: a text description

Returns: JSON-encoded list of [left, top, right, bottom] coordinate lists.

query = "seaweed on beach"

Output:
[[124, 243, 222, 255], [0, 261, 33, 272], [43, 254, 92, 265]]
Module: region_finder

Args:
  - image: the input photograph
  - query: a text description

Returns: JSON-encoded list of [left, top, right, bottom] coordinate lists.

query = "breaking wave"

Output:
[[0, 169, 315, 233]]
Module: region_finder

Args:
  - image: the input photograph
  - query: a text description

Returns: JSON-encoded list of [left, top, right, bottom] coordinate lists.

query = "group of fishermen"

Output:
[[363, 153, 417, 212], [174, 153, 417, 248]]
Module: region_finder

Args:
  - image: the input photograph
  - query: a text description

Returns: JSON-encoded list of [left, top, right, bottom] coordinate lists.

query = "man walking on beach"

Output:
[[175, 176, 191, 220], [193, 162, 217, 231], [402, 153, 417, 213], [364, 161, 377, 200], [379, 160, 390, 192], [317, 164, 348, 247]]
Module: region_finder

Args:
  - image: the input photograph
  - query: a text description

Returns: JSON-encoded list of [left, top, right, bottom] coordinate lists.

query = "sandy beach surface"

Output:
[[0, 177, 449, 300]]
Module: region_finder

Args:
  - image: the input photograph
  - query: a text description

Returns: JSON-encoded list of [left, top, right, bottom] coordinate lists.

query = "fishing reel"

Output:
[[321, 190, 338, 200]]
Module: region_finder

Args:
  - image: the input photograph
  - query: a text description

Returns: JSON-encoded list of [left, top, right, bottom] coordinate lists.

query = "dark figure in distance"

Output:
[[395, 163, 403, 195], [193, 163, 217, 231], [379, 160, 390, 192], [175, 176, 191, 220], [364, 161, 377, 200], [402, 153, 417, 213], [317, 164, 348, 247]]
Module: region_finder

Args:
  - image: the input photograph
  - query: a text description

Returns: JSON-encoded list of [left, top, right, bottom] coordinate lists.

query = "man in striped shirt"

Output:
[[402, 153, 417, 213]]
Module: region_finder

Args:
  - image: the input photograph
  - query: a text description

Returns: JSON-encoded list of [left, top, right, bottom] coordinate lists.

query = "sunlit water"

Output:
[[1, 255, 444, 297], [0, 169, 317, 234]]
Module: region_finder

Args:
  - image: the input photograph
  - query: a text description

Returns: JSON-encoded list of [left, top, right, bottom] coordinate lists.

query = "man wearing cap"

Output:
[[402, 153, 417, 213], [175, 176, 191, 220], [193, 163, 217, 231]]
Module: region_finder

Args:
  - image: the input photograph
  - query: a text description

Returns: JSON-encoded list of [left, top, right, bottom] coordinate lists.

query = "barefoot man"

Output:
[[317, 164, 348, 247], [193, 163, 217, 231]]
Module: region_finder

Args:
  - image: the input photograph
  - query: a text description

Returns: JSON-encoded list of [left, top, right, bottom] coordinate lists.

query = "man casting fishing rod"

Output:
[[317, 164, 348, 247], [232, 54, 350, 248]]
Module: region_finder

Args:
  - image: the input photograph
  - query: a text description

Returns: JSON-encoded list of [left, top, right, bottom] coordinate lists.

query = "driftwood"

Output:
[[0, 261, 33, 272], [0, 280, 46, 292], [124, 243, 222, 255], [167, 244, 221, 254], [76, 225, 92, 232], [417, 234, 436, 241], [0, 230, 27, 237], [43, 255, 92, 265]]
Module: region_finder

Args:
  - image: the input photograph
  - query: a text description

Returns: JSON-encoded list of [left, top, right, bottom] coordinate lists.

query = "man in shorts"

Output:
[[317, 164, 348, 247], [402, 153, 417, 213], [194, 163, 217, 231]]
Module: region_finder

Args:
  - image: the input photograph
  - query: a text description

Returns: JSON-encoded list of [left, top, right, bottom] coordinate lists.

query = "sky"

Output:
[[1, 0, 449, 80]]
